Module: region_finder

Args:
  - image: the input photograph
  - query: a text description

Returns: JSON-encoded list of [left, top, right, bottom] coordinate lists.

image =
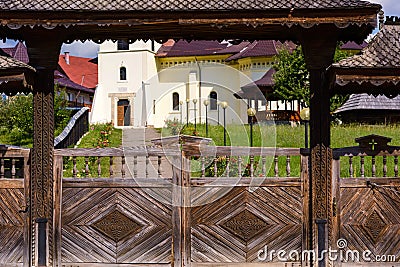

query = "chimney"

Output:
[[64, 52, 70, 65]]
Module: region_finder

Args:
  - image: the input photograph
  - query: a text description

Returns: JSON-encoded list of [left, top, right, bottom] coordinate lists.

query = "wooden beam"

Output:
[[26, 35, 62, 267], [299, 26, 338, 267]]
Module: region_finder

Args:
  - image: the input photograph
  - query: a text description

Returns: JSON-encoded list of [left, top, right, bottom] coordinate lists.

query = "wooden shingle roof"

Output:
[[0, 0, 379, 11], [334, 24, 400, 69], [336, 93, 400, 113]]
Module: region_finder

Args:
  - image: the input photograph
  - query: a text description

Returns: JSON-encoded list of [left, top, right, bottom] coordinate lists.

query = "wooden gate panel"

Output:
[[0, 186, 25, 264], [340, 186, 400, 262], [191, 186, 303, 263], [61, 185, 172, 264]]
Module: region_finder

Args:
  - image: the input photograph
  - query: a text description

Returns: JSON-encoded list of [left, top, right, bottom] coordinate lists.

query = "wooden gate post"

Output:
[[26, 35, 63, 267], [166, 135, 211, 267], [299, 26, 338, 267]]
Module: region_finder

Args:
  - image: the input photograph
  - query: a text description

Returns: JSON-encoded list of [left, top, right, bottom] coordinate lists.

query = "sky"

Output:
[[0, 0, 398, 59]]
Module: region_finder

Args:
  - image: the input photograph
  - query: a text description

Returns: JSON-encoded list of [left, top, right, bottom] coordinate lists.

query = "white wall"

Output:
[[91, 40, 159, 125]]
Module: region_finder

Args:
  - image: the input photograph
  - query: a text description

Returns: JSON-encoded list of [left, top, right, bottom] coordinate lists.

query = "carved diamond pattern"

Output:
[[364, 210, 386, 241], [92, 210, 142, 242], [221, 210, 269, 241]]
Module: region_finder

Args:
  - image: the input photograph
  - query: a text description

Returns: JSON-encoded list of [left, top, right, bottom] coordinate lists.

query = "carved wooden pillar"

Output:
[[299, 26, 337, 267], [26, 36, 62, 267]]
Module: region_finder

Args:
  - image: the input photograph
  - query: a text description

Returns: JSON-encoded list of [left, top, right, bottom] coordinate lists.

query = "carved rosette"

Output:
[[221, 210, 270, 242], [92, 210, 143, 242]]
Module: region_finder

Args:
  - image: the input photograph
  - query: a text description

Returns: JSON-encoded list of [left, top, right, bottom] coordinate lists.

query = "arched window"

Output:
[[210, 91, 217, 110], [120, 67, 127, 80], [172, 92, 179, 111]]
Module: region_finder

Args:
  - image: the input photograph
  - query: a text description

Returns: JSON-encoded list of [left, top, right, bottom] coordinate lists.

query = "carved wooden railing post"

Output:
[[27, 35, 63, 267], [299, 26, 338, 267]]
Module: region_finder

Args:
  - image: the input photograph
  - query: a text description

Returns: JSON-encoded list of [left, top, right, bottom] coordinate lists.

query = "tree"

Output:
[[0, 86, 72, 147], [272, 44, 354, 111]]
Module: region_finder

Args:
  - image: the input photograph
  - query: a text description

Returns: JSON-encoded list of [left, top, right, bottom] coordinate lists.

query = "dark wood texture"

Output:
[[60, 179, 172, 264], [0, 148, 30, 267]]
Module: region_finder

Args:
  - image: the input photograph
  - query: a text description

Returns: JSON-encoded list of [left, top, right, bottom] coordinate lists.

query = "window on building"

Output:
[[117, 40, 129, 50], [210, 91, 217, 110], [172, 92, 179, 111], [120, 67, 127, 80]]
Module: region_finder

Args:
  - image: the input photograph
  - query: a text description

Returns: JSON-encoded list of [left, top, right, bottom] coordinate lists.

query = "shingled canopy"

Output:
[[0, 54, 35, 95], [332, 18, 400, 97], [0, 1, 381, 267]]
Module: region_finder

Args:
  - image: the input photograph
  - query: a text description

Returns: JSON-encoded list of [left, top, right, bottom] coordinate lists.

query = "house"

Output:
[[0, 42, 97, 109], [92, 39, 301, 128]]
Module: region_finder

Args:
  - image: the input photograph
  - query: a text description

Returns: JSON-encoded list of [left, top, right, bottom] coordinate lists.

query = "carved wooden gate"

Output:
[[333, 135, 400, 266], [54, 146, 309, 267], [0, 147, 30, 267]]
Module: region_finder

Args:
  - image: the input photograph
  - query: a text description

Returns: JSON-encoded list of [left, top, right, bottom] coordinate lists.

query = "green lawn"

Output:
[[62, 123, 122, 177], [162, 122, 400, 178]]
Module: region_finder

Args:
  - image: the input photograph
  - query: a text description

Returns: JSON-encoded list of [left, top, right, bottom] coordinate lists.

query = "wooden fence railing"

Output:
[[54, 107, 89, 149]]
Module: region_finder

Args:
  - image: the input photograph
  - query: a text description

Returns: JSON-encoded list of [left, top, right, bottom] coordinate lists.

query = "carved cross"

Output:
[[369, 139, 378, 151]]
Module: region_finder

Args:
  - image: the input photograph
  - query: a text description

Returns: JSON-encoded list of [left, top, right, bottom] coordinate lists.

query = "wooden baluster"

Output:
[[262, 156, 266, 177], [158, 156, 162, 177], [349, 156, 354, 178], [201, 157, 205, 178], [250, 156, 254, 178], [226, 156, 230, 177], [286, 155, 291, 177], [11, 159, 16, 179], [121, 156, 126, 178], [0, 158, 4, 178], [274, 156, 279, 177], [383, 156, 387, 177], [73, 156, 77, 178], [238, 157, 242, 178], [109, 156, 114, 177], [97, 157, 102, 177], [214, 157, 218, 177], [360, 156, 365, 178], [372, 156, 376, 177], [145, 156, 150, 178], [133, 156, 138, 178], [85, 156, 89, 177], [395, 156, 399, 178]]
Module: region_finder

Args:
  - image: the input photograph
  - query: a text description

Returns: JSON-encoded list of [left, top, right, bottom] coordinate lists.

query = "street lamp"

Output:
[[217, 101, 220, 125], [221, 101, 228, 146], [204, 100, 209, 136], [247, 108, 256, 147], [193, 99, 198, 131], [300, 107, 310, 148], [186, 99, 190, 126], [179, 100, 183, 124]]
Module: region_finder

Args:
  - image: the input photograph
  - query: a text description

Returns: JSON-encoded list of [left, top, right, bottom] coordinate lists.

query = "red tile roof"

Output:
[[58, 54, 98, 89]]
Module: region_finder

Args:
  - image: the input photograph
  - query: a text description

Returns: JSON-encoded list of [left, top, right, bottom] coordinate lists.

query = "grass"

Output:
[[62, 123, 122, 177], [161, 122, 400, 178]]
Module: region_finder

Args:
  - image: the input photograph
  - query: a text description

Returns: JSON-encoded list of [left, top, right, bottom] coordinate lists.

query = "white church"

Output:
[[91, 39, 301, 128]]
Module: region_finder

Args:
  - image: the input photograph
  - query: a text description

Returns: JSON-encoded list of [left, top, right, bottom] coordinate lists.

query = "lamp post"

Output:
[[300, 107, 310, 148], [217, 101, 220, 125], [221, 101, 228, 146], [204, 100, 209, 136], [179, 100, 183, 124], [186, 99, 190, 126], [193, 99, 198, 131], [247, 108, 256, 147]]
